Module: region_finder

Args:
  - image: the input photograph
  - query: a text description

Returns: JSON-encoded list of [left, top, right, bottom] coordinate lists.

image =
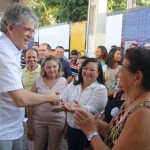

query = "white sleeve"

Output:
[[60, 82, 74, 102], [83, 87, 108, 114], [0, 51, 23, 93]]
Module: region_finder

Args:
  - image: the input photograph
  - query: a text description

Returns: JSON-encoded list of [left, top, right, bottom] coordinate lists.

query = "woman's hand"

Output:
[[52, 100, 84, 113], [62, 100, 83, 113], [74, 110, 99, 136], [51, 102, 66, 112], [108, 89, 114, 97]]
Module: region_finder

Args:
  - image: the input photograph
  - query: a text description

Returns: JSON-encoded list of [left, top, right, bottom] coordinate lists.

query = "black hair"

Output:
[[129, 43, 138, 48], [24, 48, 38, 57], [111, 45, 117, 49], [33, 42, 39, 47], [40, 43, 51, 51], [55, 46, 64, 50], [79, 56, 89, 60], [97, 46, 108, 61], [125, 47, 150, 91], [106, 47, 123, 68], [74, 58, 104, 85]]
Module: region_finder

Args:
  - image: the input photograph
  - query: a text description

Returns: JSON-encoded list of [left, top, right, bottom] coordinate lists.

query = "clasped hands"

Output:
[[49, 91, 61, 105], [52, 101, 100, 136], [50, 92, 99, 136]]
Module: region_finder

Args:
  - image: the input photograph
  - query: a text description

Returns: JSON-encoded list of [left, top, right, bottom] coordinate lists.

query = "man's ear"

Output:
[[6, 24, 14, 35]]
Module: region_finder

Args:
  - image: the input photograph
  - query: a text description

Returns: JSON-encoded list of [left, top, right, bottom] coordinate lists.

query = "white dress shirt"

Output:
[[0, 32, 24, 140], [60, 81, 108, 129]]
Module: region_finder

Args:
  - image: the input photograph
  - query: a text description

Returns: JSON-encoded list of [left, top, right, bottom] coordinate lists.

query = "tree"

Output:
[[40, 0, 88, 23], [107, 0, 126, 12], [28, 0, 58, 27], [137, 0, 150, 6], [28, 0, 150, 27], [108, 0, 150, 12]]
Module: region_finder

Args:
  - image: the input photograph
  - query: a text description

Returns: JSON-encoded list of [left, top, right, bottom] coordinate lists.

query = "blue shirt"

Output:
[[60, 58, 72, 78]]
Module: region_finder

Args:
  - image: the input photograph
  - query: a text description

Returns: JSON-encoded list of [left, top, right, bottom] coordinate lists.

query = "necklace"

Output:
[[124, 91, 145, 112], [121, 92, 129, 100], [117, 91, 145, 125]]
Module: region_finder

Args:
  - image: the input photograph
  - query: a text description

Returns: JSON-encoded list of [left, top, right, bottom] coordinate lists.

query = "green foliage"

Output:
[[136, 0, 150, 6], [28, 0, 150, 27], [45, 0, 88, 23], [107, 0, 126, 12], [28, 0, 58, 27], [28, 0, 88, 26], [108, 0, 150, 12], [55, 5, 88, 23]]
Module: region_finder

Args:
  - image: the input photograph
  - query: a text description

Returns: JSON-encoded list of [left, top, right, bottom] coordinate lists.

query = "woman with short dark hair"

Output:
[[54, 58, 108, 150], [75, 47, 150, 150]]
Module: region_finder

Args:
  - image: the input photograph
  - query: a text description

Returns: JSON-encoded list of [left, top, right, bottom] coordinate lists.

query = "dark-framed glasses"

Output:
[[118, 66, 134, 73], [82, 67, 98, 73]]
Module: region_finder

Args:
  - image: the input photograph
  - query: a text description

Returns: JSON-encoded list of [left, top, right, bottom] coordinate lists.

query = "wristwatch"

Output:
[[87, 131, 99, 141]]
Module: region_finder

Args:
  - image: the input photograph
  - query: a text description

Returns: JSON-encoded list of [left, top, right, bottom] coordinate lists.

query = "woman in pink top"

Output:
[[29, 56, 67, 150]]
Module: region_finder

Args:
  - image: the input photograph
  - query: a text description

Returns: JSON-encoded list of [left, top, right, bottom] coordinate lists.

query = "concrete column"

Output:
[[127, 0, 136, 9], [86, 0, 107, 57]]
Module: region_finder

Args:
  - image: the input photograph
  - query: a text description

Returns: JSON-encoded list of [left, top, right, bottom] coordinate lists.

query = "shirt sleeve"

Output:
[[82, 86, 108, 114], [60, 82, 73, 102], [0, 51, 23, 93], [65, 61, 72, 76]]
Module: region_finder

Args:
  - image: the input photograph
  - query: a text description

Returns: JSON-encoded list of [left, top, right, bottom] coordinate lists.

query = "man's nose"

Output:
[[28, 32, 34, 39]]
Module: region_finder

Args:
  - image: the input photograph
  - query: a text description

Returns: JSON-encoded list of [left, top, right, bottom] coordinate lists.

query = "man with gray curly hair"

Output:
[[0, 3, 60, 150]]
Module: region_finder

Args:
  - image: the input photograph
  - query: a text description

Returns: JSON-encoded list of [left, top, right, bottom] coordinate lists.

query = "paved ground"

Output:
[[22, 123, 68, 150], [22, 123, 93, 150], [60, 138, 68, 150]]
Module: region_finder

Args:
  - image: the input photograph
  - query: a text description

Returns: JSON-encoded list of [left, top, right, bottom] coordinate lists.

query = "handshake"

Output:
[[49, 91, 61, 105], [50, 93, 83, 113]]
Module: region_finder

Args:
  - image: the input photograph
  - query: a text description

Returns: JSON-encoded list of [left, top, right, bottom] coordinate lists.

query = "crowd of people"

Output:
[[0, 3, 150, 150]]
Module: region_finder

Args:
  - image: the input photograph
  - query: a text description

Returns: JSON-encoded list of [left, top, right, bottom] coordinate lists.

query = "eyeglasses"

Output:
[[82, 67, 98, 73], [118, 66, 134, 73]]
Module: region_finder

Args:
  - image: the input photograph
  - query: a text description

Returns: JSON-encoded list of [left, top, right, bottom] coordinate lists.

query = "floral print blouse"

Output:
[[104, 101, 150, 148]]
